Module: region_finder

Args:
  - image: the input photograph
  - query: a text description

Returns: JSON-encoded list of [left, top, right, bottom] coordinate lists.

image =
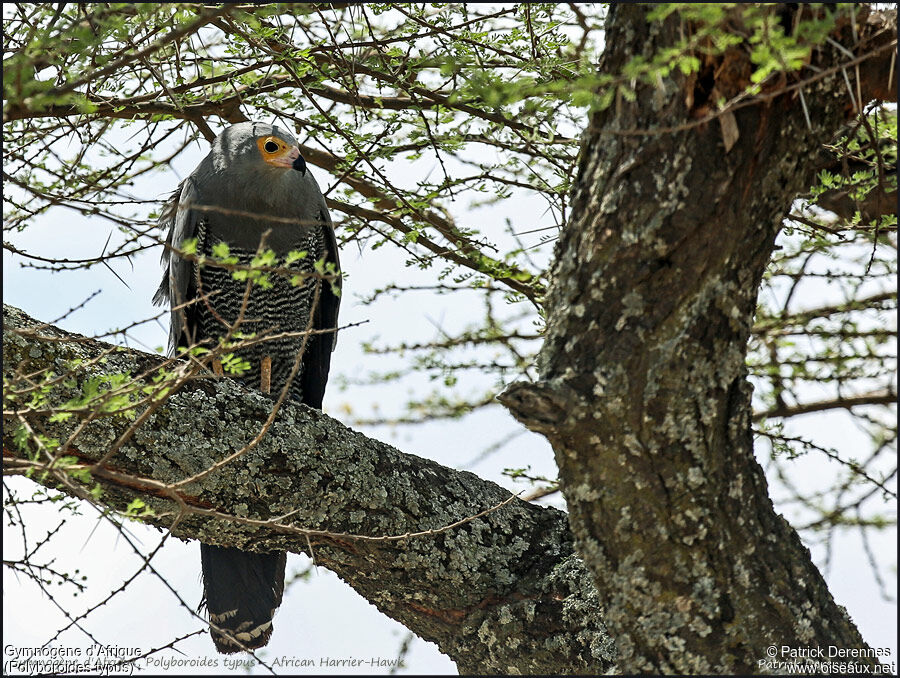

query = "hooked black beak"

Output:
[[292, 154, 307, 176]]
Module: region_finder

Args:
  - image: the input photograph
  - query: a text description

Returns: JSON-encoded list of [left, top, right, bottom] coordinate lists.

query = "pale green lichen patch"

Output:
[[4, 304, 616, 673]]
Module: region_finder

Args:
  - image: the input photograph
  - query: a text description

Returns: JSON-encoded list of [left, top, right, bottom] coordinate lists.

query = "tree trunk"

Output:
[[500, 5, 895, 674]]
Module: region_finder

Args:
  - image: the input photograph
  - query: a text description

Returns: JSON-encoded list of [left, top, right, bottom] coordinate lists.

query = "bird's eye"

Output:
[[264, 140, 280, 153]]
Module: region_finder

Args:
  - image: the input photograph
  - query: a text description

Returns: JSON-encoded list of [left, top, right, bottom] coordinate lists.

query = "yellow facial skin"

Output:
[[256, 136, 300, 169]]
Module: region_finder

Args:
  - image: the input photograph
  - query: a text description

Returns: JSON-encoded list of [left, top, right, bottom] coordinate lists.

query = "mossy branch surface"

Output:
[[2, 303, 614, 674]]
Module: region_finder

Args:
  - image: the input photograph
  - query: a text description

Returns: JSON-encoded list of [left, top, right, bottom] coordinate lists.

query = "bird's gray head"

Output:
[[210, 122, 307, 176]]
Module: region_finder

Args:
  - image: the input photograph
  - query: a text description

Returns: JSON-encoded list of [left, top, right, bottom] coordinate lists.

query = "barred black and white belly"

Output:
[[192, 221, 326, 404]]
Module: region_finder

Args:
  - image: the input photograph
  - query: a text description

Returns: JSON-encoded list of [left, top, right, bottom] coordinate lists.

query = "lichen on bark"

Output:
[[501, 4, 895, 674], [3, 303, 614, 674]]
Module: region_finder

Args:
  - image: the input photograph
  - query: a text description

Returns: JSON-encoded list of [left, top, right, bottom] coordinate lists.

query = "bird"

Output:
[[152, 122, 341, 653]]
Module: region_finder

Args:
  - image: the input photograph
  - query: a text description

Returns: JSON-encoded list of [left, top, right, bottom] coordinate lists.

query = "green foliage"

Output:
[[2, 2, 894, 538], [122, 498, 154, 519], [285, 249, 308, 265], [231, 247, 275, 289], [181, 238, 198, 256], [811, 108, 898, 206], [56, 372, 138, 418], [219, 353, 251, 376], [210, 242, 235, 263]]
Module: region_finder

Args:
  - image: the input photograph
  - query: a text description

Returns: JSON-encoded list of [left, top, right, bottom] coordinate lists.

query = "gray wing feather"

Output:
[[321, 206, 341, 351], [152, 178, 200, 354]]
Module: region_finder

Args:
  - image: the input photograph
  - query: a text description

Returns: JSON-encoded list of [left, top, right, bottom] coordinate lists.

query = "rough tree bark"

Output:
[[500, 5, 896, 674], [2, 305, 614, 675], [3, 5, 895, 676]]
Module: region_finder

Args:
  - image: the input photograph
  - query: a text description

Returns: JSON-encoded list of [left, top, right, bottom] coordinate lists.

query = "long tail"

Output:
[[200, 544, 286, 654]]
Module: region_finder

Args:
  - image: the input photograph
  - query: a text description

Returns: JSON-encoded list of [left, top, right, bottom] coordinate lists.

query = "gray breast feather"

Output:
[[153, 169, 340, 359]]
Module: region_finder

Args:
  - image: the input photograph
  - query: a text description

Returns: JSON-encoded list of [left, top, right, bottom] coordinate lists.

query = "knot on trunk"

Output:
[[498, 381, 575, 434]]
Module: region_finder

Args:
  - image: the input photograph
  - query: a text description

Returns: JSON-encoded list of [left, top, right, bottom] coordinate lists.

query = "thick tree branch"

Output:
[[1, 304, 613, 674]]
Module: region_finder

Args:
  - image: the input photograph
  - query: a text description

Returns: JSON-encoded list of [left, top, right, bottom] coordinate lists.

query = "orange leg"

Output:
[[260, 356, 272, 394]]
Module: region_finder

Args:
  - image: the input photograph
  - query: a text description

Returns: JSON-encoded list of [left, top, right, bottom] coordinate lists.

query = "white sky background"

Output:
[[3, 6, 897, 675]]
